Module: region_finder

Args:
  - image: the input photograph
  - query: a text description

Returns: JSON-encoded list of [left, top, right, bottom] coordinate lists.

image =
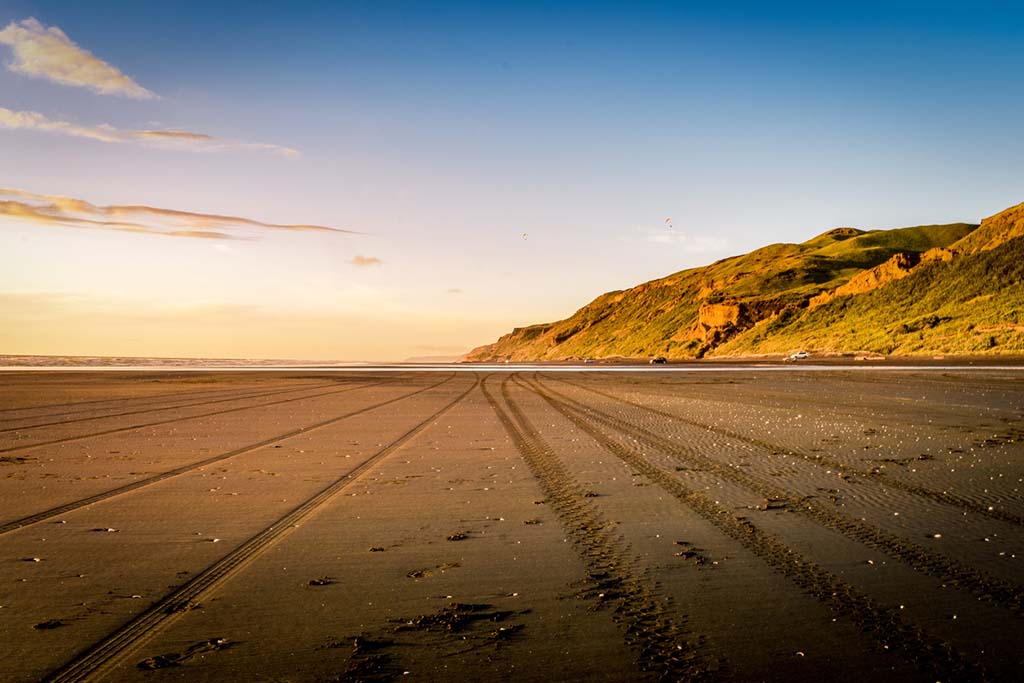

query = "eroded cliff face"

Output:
[[810, 252, 921, 308], [695, 298, 794, 347], [694, 302, 745, 348], [698, 302, 744, 329]]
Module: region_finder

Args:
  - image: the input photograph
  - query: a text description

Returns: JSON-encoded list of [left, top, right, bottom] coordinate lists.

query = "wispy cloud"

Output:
[[0, 107, 299, 156], [132, 130, 214, 141], [0, 18, 156, 99], [350, 255, 382, 267], [0, 187, 361, 240]]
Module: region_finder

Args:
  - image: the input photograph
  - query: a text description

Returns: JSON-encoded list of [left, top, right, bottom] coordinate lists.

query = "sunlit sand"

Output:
[[1, 369, 1021, 681]]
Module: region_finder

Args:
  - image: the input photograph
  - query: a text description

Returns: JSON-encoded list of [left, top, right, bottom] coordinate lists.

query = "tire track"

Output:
[[0, 380, 353, 433], [0, 374, 454, 535], [0, 380, 317, 418], [518, 375, 988, 682], [556, 376, 1024, 527], [41, 374, 479, 683], [0, 377, 405, 455], [484, 375, 718, 681], [610, 374, 1020, 422], [535, 376, 1024, 617]]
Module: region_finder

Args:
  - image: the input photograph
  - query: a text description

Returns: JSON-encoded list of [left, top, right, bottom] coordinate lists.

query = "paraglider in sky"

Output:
[[664, 216, 673, 230], [522, 232, 528, 240]]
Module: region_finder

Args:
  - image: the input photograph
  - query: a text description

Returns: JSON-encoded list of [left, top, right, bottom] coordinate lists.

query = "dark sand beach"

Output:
[[1, 368, 1022, 682]]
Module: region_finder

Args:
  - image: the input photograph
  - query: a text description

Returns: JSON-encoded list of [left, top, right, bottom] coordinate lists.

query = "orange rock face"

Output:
[[809, 252, 920, 308], [699, 302, 744, 329], [921, 247, 956, 263]]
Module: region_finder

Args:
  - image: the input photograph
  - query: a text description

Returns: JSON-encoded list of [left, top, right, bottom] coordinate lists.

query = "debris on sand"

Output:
[[335, 603, 527, 680], [672, 540, 711, 566], [350, 635, 392, 654], [393, 602, 523, 635], [309, 577, 336, 586], [326, 634, 403, 680], [482, 623, 524, 642], [675, 549, 709, 566], [339, 651, 400, 681], [523, 518, 543, 525], [137, 638, 234, 670], [446, 532, 469, 541], [33, 619, 65, 630], [368, 546, 385, 552], [137, 654, 181, 670]]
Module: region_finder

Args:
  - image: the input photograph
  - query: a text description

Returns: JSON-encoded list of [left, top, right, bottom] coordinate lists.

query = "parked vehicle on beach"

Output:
[[650, 356, 668, 364]]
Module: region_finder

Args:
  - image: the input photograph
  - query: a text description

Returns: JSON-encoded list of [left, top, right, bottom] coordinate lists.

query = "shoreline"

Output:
[[4, 353, 1024, 372]]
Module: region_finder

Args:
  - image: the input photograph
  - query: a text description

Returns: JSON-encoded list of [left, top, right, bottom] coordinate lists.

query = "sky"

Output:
[[1, 1, 1022, 361]]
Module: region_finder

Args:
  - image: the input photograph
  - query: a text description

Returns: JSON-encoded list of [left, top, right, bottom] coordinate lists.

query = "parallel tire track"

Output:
[[0, 380, 353, 433], [0, 375, 454, 535], [557, 376, 1024, 527], [519, 375, 987, 682], [485, 375, 717, 681], [536, 376, 1024, 617], [0, 378, 404, 455], [0, 378, 328, 418], [42, 374, 479, 683]]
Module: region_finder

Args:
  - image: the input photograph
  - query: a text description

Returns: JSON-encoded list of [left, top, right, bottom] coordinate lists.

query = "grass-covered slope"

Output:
[[719, 234, 1024, 356], [465, 202, 1023, 361]]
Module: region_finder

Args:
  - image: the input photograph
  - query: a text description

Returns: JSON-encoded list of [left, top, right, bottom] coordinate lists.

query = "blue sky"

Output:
[[1, 1, 1022, 359]]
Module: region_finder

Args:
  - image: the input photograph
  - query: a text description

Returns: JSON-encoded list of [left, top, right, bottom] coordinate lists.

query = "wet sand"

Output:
[[0, 368, 1022, 682]]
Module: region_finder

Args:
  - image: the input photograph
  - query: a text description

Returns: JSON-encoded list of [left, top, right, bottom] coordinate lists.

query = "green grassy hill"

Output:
[[465, 202, 1023, 361], [719, 234, 1024, 356]]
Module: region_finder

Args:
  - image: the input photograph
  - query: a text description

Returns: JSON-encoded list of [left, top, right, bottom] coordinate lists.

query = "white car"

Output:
[[789, 351, 809, 360]]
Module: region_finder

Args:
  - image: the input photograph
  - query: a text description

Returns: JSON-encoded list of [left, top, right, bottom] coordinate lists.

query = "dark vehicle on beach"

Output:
[[650, 356, 668, 364]]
